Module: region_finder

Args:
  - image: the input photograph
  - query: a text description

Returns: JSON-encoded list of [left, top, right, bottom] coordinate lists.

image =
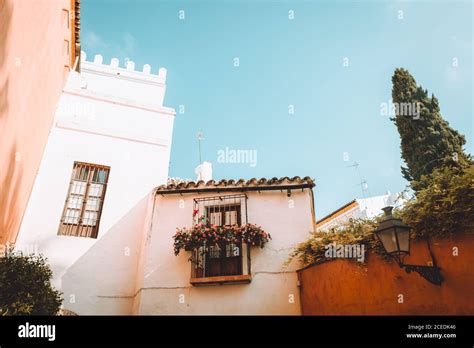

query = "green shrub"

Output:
[[399, 165, 474, 239], [0, 249, 63, 315], [290, 165, 474, 268], [287, 218, 388, 267]]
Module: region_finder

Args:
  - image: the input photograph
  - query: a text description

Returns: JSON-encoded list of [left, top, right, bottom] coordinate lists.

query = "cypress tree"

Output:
[[391, 68, 471, 190]]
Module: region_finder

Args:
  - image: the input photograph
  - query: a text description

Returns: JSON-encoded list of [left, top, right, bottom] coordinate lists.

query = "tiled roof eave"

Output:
[[155, 176, 315, 195]]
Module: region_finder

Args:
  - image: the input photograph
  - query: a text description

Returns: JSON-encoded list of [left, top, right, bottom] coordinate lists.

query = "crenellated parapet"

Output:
[[80, 51, 167, 84], [67, 51, 172, 109]]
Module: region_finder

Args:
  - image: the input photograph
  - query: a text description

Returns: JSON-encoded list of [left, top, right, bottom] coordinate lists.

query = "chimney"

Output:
[[195, 162, 212, 182]]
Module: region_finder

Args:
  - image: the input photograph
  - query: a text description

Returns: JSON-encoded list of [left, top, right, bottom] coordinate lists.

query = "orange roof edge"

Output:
[[315, 199, 359, 228]]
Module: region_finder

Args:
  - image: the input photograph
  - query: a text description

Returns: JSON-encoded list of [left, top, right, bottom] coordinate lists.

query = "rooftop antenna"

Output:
[[196, 131, 204, 164], [346, 161, 371, 199]]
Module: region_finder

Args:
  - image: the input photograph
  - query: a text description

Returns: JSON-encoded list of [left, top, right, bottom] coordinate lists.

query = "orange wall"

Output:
[[0, 0, 75, 244], [297, 233, 474, 315]]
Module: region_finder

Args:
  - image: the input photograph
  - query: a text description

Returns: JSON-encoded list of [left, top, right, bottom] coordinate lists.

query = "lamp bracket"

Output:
[[402, 264, 444, 286]]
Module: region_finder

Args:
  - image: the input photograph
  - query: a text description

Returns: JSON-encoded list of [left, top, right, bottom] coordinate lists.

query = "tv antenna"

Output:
[[346, 161, 371, 198], [196, 131, 204, 164]]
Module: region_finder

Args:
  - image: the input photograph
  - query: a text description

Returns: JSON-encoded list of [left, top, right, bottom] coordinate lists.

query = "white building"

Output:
[[315, 192, 410, 231], [16, 52, 175, 314], [135, 175, 315, 315], [15, 52, 316, 315]]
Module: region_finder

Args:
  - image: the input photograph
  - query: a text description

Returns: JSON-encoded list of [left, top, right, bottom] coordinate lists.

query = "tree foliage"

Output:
[[290, 71, 473, 268], [391, 68, 471, 190], [398, 165, 474, 239], [0, 250, 63, 315]]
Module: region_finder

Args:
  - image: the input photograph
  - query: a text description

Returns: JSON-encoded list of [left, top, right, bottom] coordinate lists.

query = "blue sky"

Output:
[[81, 0, 472, 219]]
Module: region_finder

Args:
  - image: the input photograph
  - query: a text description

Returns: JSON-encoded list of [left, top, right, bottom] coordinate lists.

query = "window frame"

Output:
[[204, 204, 243, 277], [58, 161, 110, 239], [190, 194, 252, 285]]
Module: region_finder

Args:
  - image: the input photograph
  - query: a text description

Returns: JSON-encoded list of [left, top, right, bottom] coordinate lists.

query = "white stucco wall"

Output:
[[134, 188, 315, 315], [316, 204, 360, 231], [317, 192, 409, 231], [16, 53, 175, 314]]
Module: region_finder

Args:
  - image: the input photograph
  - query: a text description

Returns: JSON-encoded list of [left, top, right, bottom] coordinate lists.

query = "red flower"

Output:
[[193, 209, 199, 216]]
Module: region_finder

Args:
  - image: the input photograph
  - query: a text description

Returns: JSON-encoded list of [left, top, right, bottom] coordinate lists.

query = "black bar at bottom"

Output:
[[0, 315, 473, 346]]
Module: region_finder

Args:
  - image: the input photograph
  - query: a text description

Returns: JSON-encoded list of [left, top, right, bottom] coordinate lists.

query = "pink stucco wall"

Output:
[[134, 188, 315, 315], [0, 0, 75, 243]]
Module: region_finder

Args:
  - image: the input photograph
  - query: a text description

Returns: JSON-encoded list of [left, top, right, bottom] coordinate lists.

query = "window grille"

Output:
[[191, 194, 250, 278]]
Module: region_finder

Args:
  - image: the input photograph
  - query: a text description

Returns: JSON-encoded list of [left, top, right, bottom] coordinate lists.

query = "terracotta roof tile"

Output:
[[155, 176, 315, 194]]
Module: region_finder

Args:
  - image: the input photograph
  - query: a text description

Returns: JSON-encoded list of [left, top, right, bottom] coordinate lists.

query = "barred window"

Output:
[[58, 162, 110, 238], [192, 195, 249, 279]]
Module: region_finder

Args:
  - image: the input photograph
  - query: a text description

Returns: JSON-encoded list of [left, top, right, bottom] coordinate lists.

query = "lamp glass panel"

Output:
[[397, 228, 410, 253], [377, 229, 398, 253]]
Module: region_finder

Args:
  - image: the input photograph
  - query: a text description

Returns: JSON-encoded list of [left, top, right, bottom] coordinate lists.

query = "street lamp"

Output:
[[374, 206, 444, 286]]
